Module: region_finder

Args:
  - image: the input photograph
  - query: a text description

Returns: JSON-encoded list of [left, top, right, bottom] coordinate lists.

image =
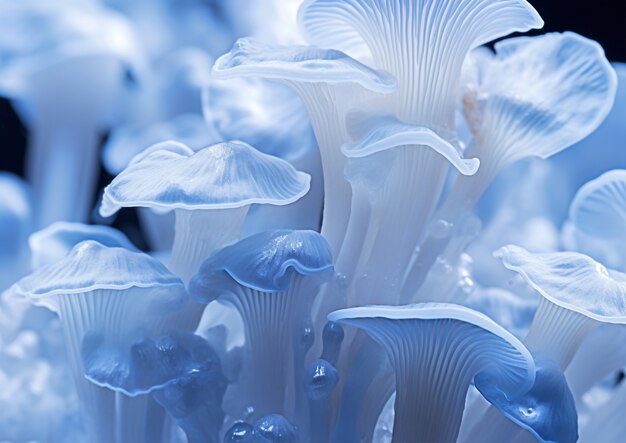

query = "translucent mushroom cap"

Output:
[[569, 170, 626, 240], [189, 229, 334, 301], [100, 140, 311, 217], [7, 240, 185, 312], [330, 303, 535, 398], [212, 37, 396, 93], [464, 32, 617, 163], [29, 221, 137, 269], [476, 355, 578, 443], [496, 245, 626, 323]]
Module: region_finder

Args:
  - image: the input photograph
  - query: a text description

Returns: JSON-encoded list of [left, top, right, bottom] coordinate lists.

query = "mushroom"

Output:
[[464, 245, 626, 443], [5, 240, 190, 443], [212, 37, 397, 257], [100, 140, 311, 285], [0, 1, 138, 227], [189, 229, 334, 423], [329, 303, 535, 442]]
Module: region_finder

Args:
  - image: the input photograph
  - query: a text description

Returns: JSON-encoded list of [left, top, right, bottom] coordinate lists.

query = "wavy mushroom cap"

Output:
[[190, 229, 334, 301], [496, 245, 626, 323], [100, 140, 311, 217]]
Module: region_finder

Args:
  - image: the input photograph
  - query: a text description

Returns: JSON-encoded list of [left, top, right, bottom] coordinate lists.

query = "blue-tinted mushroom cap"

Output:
[[28, 221, 137, 269], [569, 170, 626, 241], [476, 355, 578, 443], [463, 32, 617, 165], [189, 229, 334, 301], [252, 414, 298, 443], [100, 141, 311, 217], [343, 110, 480, 176], [102, 114, 220, 175], [496, 245, 626, 324], [304, 358, 340, 401], [7, 240, 185, 312], [212, 38, 396, 93], [82, 331, 225, 397], [329, 303, 535, 399]]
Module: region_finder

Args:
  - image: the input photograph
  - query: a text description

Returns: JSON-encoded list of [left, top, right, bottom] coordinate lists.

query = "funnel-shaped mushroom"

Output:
[[0, 1, 138, 227], [406, 32, 618, 295], [101, 140, 310, 285], [465, 245, 626, 443], [28, 221, 137, 269], [213, 37, 396, 256], [329, 303, 535, 442], [189, 229, 334, 422], [565, 170, 626, 270], [5, 240, 190, 443], [448, 32, 617, 221]]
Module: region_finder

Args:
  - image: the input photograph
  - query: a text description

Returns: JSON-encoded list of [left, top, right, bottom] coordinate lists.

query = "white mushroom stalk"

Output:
[[100, 140, 310, 286], [405, 32, 618, 294], [189, 230, 334, 425], [0, 1, 138, 227], [5, 241, 190, 443], [330, 303, 535, 443], [212, 38, 397, 257]]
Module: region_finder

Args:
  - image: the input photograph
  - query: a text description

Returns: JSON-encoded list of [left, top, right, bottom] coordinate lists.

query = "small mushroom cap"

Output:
[[7, 240, 185, 311], [496, 245, 626, 323], [329, 303, 535, 398], [212, 37, 396, 94], [82, 331, 226, 397], [476, 355, 578, 443], [252, 414, 298, 443], [100, 141, 311, 217], [569, 170, 626, 240], [189, 229, 334, 301], [29, 222, 137, 269]]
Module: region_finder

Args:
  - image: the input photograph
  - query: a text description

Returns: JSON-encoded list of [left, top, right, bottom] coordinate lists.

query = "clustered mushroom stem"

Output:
[[524, 297, 598, 370]]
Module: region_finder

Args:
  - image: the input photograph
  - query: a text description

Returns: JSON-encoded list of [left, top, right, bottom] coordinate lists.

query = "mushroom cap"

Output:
[[329, 303, 535, 399], [189, 229, 334, 300], [569, 170, 626, 240], [29, 222, 137, 269], [464, 32, 617, 163], [496, 245, 626, 323], [100, 140, 311, 217], [7, 240, 184, 310], [476, 355, 578, 443], [82, 331, 226, 397], [212, 37, 396, 94]]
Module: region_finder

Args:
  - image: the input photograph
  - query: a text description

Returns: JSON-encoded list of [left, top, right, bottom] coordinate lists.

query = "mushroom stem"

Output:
[[524, 297, 598, 370], [169, 207, 248, 285]]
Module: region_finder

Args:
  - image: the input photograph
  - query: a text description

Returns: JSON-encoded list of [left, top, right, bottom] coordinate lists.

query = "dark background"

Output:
[[0, 0, 624, 247]]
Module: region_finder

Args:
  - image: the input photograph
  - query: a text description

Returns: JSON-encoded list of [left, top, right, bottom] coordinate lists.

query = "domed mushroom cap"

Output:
[[329, 303, 535, 399], [496, 245, 626, 323], [212, 37, 396, 93], [476, 355, 578, 443], [100, 141, 311, 217], [569, 170, 626, 241], [7, 240, 185, 311], [29, 222, 137, 268], [189, 229, 334, 301]]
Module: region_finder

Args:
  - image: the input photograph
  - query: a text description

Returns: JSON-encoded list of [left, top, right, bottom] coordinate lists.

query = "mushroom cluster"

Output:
[[0, 0, 624, 442]]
